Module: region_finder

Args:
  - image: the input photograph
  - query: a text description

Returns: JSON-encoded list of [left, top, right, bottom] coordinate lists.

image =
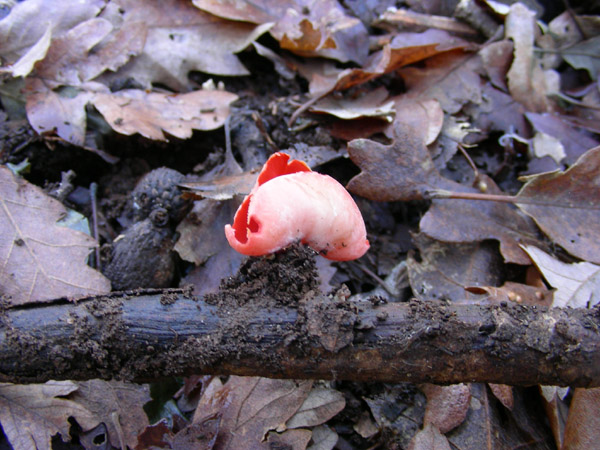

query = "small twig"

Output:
[[428, 189, 600, 209], [90, 182, 101, 271], [43, 136, 119, 164], [550, 91, 600, 111], [251, 112, 279, 152], [457, 143, 479, 177], [355, 261, 396, 297], [287, 92, 328, 128]]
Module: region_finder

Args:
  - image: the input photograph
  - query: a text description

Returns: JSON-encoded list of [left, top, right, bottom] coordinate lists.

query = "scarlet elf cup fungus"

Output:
[[224, 152, 369, 261]]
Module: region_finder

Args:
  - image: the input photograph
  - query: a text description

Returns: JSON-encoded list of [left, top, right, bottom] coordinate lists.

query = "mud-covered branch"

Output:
[[1, 289, 599, 386]]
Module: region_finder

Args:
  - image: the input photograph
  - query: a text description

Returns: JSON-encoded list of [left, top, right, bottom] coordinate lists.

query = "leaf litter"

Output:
[[1, 0, 600, 449]]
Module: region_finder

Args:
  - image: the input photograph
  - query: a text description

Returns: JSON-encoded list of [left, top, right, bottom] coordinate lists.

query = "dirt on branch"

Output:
[[1, 246, 599, 387]]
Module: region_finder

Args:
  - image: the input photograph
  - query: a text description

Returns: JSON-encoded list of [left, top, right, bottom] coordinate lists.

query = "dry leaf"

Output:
[[69, 380, 151, 449], [92, 89, 238, 140], [364, 385, 426, 448], [505, 3, 558, 112], [446, 383, 552, 449], [24, 79, 100, 146], [465, 281, 552, 307], [563, 388, 600, 450], [385, 97, 444, 145], [531, 132, 566, 164], [348, 122, 544, 264], [525, 113, 599, 165], [5, 26, 52, 78], [193, 376, 313, 449], [397, 50, 482, 114], [193, 0, 369, 64], [561, 36, 600, 80], [488, 384, 514, 410], [420, 174, 544, 265], [540, 385, 569, 449], [33, 18, 117, 85], [478, 40, 513, 91], [286, 387, 345, 429], [521, 246, 600, 309], [407, 236, 504, 303], [516, 147, 600, 264], [421, 384, 471, 434], [0, 381, 98, 450], [408, 424, 451, 450], [310, 87, 395, 122], [306, 425, 337, 450], [101, 0, 271, 90], [347, 121, 445, 202], [134, 419, 173, 450], [300, 29, 473, 97], [0, 0, 105, 64], [175, 199, 240, 265], [0, 166, 110, 304], [265, 428, 312, 450]]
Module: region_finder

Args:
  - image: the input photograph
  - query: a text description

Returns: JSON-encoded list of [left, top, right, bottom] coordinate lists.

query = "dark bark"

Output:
[[1, 289, 599, 386]]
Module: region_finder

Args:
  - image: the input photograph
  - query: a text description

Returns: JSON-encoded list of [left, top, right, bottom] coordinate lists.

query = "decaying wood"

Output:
[[1, 289, 598, 386]]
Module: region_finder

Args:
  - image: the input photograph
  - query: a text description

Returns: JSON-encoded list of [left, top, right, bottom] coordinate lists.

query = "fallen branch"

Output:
[[1, 289, 598, 386]]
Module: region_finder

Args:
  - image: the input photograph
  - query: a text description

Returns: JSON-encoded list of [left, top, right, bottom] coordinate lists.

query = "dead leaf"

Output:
[[488, 384, 514, 410], [4, 26, 52, 78], [68, 380, 151, 449], [193, 376, 313, 449], [100, 0, 271, 90], [397, 50, 482, 114], [24, 79, 100, 146], [470, 83, 528, 137], [306, 425, 337, 450], [539, 386, 569, 449], [525, 113, 599, 165], [92, 89, 238, 140], [265, 428, 312, 450], [0, 0, 105, 65], [505, 3, 558, 112], [0, 381, 98, 450], [33, 18, 117, 85], [286, 387, 345, 429], [310, 87, 395, 122], [193, 0, 369, 64], [171, 414, 221, 450], [407, 236, 504, 303], [419, 383, 471, 433], [300, 29, 473, 97], [421, 384, 471, 433], [516, 147, 600, 264], [521, 246, 600, 309], [465, 281, 552, 307], [478, 40, 513, 91], [531, 132, 566, 164], [446, 383, 553, 449], [420, 174, 545, 265], [348, 122, 544, 264], [365, 384, 426, 448], [181, 172, 258, 200], [385, 97, 444, 145], [347, 121, 446, 202], [175, 199, 240, 265], [563, 388, 600, 450], [408, 423, 451, 450], [561, 36, 600, 80], [353, 412, 379, 439], [0, 166, 110, 304], [134, 419, 173, 450]]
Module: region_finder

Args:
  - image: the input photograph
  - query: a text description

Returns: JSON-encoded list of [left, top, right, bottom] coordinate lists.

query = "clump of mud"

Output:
[[204, 243, 320, 309]]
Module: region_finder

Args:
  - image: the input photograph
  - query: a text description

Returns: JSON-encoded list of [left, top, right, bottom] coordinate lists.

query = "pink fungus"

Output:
[[224, 152, 369, 261]]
